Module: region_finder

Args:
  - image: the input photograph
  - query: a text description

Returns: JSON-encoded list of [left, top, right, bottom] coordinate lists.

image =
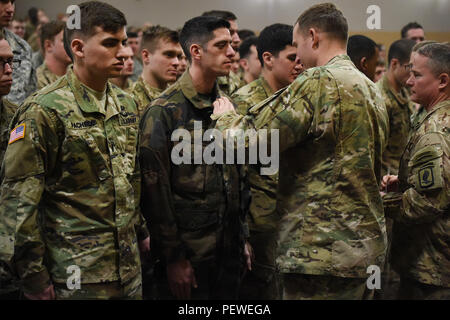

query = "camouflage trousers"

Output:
[[281, 274, 374, 300], [155, 259, 241, 300], [397, 277, 450, 300], [53, 273, 143, 300], [239, 231, 280, 300]]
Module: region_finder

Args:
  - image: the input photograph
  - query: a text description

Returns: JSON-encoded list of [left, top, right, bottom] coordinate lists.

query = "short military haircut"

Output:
[[257, 23, 293, 66], [401, 22, 423, 39], [387, 39, 415, 66], [377, 59, 386, 67], [416, 43, 450, 77], [63, 1, 127, 61], [238, 29, 256, 41], [347, 35, 378, 66], [180, 16, 230, 63], [412, 40, 437, 53], [239, 36, 258, 59], [40, 20, 66, 53], [141, 25, 179, 53], [295, 3, 348, 43], [28, 7, 39, 26], [127, 31, 138, 39], [201, 10, 237, 21]]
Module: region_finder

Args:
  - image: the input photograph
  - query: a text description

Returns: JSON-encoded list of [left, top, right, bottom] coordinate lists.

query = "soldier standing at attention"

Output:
[[212, 3, 388, 299], [0, 0, 36, 105], [231, 23, 302, 300], [36, 21, 72, 89], [0, 34, 19, 300], [382, 43, 450, 300], [131, 26, 182, 117], [139, 16, 251, 300], [0, 1, 150, 300], [110, 46, 134, 92]]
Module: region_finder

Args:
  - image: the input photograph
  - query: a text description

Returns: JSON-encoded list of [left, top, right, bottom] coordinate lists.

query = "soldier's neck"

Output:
[[424, 92, 450, 112], [73, 64, 107, 92], [45, 55, 69, 77], [262, 69, 283, 93], [386, 69, 401, 93], [142, 69, 167, 90], [189, 65, 216, 95], [110, 76, 128, 89], [315, 43, 346, 67], [243, 72, 256, 86]]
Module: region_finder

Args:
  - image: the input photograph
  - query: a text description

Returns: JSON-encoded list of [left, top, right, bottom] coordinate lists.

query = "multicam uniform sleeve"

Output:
[[390, 133, 449, 224], [0, 103, 60, 294], [213, 69, 319, 153], [139, 105, 186, 263]]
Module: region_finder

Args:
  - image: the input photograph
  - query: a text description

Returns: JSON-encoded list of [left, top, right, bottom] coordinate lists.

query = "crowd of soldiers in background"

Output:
[[0, 0, 448, 300]]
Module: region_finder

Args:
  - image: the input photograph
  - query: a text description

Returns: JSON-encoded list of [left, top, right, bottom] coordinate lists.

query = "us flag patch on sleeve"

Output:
[[8, 123, 26, 144]]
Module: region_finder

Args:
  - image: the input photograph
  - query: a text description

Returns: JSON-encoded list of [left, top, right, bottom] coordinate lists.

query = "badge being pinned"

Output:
[[8, 123, 26, 144]]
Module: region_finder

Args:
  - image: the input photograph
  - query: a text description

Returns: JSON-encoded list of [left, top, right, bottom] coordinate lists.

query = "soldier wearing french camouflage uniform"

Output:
[[36, 21, 71, 90], [382, 43, 450, 300], [131, 26, 182, 118], [139, 16, 250, 300], [0, 2, 150, 300], [212, 3, 388, 299], [231, 23, 303, 300], [0, 1, 36, 105], [0, 35, 20, 300]]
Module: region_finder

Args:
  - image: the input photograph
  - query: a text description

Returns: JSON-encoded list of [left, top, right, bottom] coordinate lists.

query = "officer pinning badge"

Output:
[[418, 167, 434, 188], [8, 123, 26, 144]]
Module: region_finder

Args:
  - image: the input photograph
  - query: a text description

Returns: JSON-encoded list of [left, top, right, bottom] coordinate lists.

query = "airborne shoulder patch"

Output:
[[8, 123, 26, 144], [418, 167, 434, 189]]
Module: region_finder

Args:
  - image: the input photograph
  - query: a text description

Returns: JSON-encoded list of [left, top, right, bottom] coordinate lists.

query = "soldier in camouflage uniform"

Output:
[[0, 1, 36, 105], [131, 26, 182, 117], [382, 43, 450, 299], [36, 21, 71, 90], [0, 35, 20, 300], [212, 3, 388, 300], [231, 23, 302, 300], [110, 46, 134, 92], [0, 2, 149, 300], [139, 16, 250, 300]]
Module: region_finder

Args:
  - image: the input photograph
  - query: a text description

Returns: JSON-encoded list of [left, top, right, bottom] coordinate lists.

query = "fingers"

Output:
[[213, 97, 236, 115]]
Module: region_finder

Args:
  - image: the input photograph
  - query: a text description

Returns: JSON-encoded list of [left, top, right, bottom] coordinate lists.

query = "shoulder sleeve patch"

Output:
[[8, 123, 26, 144]]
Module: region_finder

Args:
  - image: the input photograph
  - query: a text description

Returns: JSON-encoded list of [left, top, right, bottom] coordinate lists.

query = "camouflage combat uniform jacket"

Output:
[[139, 70, 249, 288], [36, 63, 61, 90], [0, 67, 149, 295], [131, 76, 162, 118], [3, 28, 36, 105], [385, 100, 450, 287], [214, 55, 388, 278], [0, 97, 17, 165], [217, 71, 243, 96], [377, 74, 414, 175]]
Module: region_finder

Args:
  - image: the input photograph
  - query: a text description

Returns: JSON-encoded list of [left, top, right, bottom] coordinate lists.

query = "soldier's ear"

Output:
[[309, 28, 319, 49], [190, 44, 202, 62], [438, 73, 449, 90], [71, 39, 85, 59], [360, 56, 368, 72], [262, 52, 273, 69], [141, 49, 150, 64], [239, 58, 249, 71]]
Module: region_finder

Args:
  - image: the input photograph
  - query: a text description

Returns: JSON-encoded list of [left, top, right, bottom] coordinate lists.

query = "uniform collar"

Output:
[[259, 76, 274, 97], [66, 66, 120, 120], [380, 74, 410, 106], [179, 69, 223, 110], [326, 54, 352, 66], [137, 76, 162, 100], [418, 99, 450, 126]]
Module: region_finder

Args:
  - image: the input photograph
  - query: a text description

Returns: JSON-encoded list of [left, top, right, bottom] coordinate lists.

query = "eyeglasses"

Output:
[[0, 58, 21, 73]]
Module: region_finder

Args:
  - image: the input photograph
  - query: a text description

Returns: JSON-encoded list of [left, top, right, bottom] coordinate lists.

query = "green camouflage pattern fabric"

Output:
[[131, 76, 162, 118], [3, 28, 37, 105], [213, 55, 388, 278], [232, 76, 279, 299], [384, 99, 450, 288], [217, 71, 243, 96], [36, 63, 61, 90], [0, 97, 19, 295], [0, 67, 149, 296], [377, 74, 414, 176], [130, 58, 143, 82], [139, 70, 250, 298]]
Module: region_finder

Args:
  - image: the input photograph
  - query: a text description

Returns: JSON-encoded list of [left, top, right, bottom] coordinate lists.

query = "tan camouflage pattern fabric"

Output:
[[384, 99, 450, 288], [36, 63, 61, 90], [3, 28, 37, 105], [130, 76, 162, 118], [0, 67, 148, 297], [217, 71, 244, 96], [213, 55, 388, 278], [139, 70, 250, 298], [377, 74, 414, 176]]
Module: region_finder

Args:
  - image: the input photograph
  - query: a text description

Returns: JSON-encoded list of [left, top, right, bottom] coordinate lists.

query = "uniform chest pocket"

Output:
[[58, 132, 111, 189], [408, 144, 444, 192]]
